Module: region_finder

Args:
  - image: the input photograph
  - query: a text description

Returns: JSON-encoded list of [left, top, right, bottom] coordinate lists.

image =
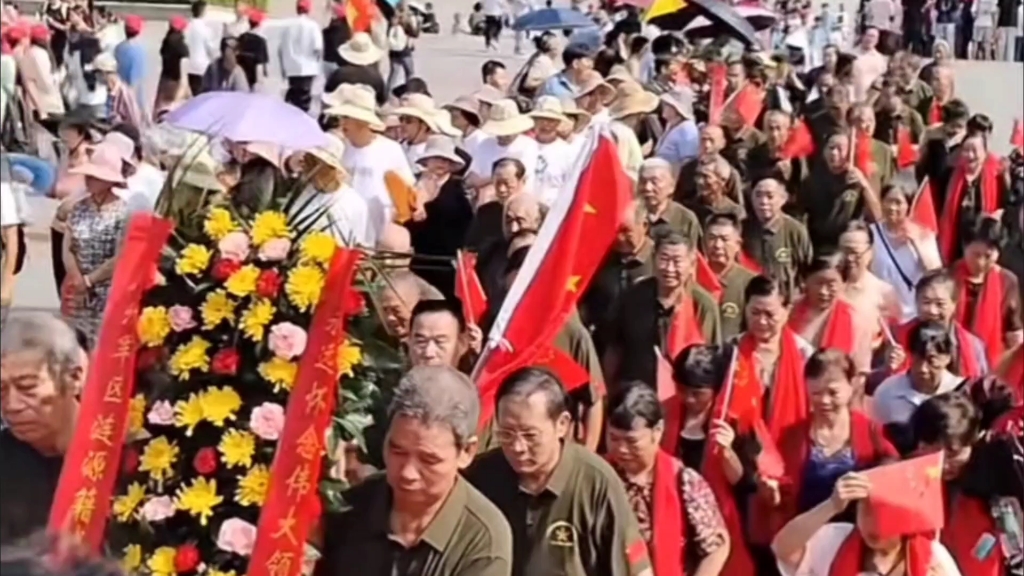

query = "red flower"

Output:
[[255, 269, 283, 299], [343, 290, 366, 317], [193, 447, 218, 475], [211, 259, 242, 282], [123, 449, 140, 474], [174, 543, 201, 573], [211, 348, 240, 375], [137, 347, 163, 370]]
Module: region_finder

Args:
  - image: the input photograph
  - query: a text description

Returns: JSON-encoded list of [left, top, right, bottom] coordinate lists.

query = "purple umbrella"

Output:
[[164, 91, 328, 150]]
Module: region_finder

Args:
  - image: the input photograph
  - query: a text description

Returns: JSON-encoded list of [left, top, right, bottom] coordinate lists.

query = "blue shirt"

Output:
[[540, 72, 577, 99], [655, 120, 699, 166], [114, 38, 147, 107], [798, 445, 857, 514]]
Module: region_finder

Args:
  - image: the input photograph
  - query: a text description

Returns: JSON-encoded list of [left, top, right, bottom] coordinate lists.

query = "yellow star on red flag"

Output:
[[566, 275, 582, 293], [584, 203, 597, 215]]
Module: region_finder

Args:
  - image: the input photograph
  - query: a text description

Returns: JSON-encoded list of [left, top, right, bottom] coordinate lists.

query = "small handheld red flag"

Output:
[[455, 250, 488, 326], [732, 84, 765, 128], [854, 130, 876, 177], [896, 127, 919, 169], [535, 345, 592, 394], [910, 178, 938, 235], [779, 120, 815, 160], [708, 63, 728, 125], [752, 418, 785, 478], [695, 253, 723, 301], [1011, 118, 1023, 152], [863, 451, 945, 538]]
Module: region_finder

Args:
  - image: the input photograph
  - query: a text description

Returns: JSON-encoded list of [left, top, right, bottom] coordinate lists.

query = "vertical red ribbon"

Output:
[[249, 248, 362, 576], [46, 214, 173, 549]]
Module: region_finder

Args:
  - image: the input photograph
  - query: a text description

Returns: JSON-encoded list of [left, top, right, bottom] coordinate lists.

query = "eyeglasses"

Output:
[[495, 429, 543, 447]]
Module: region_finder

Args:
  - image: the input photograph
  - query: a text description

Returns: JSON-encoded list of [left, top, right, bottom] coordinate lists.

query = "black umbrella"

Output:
[[648, 0, 762, 49]]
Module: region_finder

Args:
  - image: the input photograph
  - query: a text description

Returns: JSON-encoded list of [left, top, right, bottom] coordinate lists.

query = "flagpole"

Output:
[[714, 345, 740, 422]]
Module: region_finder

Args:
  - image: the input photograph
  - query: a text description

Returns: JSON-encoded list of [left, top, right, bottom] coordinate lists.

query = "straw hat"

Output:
[[605, 65, 633, 85], [178, 154, 226, 191], [324, 84, 385, 131], [480, 99, 534, 137], [529, 96, 569, 124], [473, 85, 505, 106], [660, 87, 695, 119], [92, 52, 117, 73], [416, 135, 465, 168], [307, 133, 347, 172], [394, 93, 443, 132], [337, 32, 383, 66], [432, 109, 462, 137], [443, 95, 481, 124], [560, 98, 591, 123], [70, 144, 126, 185], [609, 81, 659, 120], [575, 70, 615, 103]]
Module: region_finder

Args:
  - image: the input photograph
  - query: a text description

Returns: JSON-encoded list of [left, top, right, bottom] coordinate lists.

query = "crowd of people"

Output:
[[2, 0, 1024, 575]]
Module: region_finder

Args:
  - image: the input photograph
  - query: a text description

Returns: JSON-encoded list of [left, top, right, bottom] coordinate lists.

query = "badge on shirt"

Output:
[[721, 302, 740, 319], [546, 521, 577, 549], [775, 247, 791, 264]]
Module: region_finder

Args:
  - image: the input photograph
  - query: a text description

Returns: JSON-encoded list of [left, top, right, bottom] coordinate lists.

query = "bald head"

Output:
[[503, 193, 545, 238], [377, 224, 412, 268], [379, 270, 443, 339]]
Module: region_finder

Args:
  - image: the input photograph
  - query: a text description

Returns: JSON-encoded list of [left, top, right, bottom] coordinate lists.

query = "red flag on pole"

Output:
[[346, 0, 377, 32], [731, 84, 765, 128], [455, 250, 488, 326], [708, 63, 728, 125], [896, 127, 919, 169], [535, 345, 593, 394], [910, 178, 938, 234], [863, 452, 946, 538], [854, 130, 876, 177], [779, 119, 815, 160], [695, 253, 723, 301]]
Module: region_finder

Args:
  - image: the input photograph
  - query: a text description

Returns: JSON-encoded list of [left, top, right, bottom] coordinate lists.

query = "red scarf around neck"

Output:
[[894, 319, 984, 378], [830, 530, 934, 576], [651, 450, 685, 576], [941, 494, 1003, 576], [738, 330, 808, 441], [788, 299, 857, 357], [953, 261, 1006, 366], [937, 155, 1002, 263]]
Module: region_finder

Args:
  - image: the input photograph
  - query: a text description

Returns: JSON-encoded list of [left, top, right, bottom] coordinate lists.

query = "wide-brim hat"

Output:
[[178, 156, 226, 191], [660, 87, 694, 119], [306, 133, 347, 173], [559, 98, 591, 125], [575, 71, 615, 104], [432, 109, 462, 137], [393, 93, 442, 132], [605, 64, 633, 85], [609, 81, 659, 120], [529, 95, 569, 124], [337, 32, 383, 66], [69, 144, 126, 185], [480, 98, 534, 137], [443, 95, 481, 124], [323, 85, 385, 131], [416, 135, 465, 168], [473, 85, 504, 106]]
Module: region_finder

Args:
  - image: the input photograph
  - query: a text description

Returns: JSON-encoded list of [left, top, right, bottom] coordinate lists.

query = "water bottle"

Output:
[[992, 497, 1024, 559]]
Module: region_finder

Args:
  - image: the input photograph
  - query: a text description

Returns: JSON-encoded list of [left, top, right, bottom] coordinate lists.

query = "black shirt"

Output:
[[324, 63, 388, 106], [0, 431, 63, 544], [322, 20, 353, 67], [236, 31, 269, 88], [406, 178, 474, 299], [159, 31, 189, 81]]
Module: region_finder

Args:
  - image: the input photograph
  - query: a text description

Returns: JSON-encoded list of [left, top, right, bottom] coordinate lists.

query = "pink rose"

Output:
[[140, 496, 176, 522], [168, 305, 197, 332], [218, 231, 251, 262], [147, 400, 175, 426], [258, 238, 292, 262], [216, 518, 257, 556], [267, 322, 308, 360], [249, 402, 285, 441]]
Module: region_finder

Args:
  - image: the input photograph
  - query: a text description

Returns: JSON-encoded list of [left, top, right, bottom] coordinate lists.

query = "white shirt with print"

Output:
[[467, 134, 539, 191], [534, 139, 574, 207], [342, 135, 414, 246]]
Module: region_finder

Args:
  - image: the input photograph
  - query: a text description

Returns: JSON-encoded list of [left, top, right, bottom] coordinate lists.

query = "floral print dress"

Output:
[[65, 196, 128, 345]]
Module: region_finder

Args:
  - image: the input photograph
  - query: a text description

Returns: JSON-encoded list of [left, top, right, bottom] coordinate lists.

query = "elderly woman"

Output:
[[294, 133, 371, 246], [655, 88, 700, 171], [61, 144, 128, 345], [788, 251, 866, 366], [919, 39, 952, 86], [606, 382, 731, 576], [92, 52, 143, 133]]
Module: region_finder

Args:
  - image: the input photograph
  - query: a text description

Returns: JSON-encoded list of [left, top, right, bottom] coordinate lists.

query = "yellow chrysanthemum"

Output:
[[224, 264, 260, 298], [128, 394, 146, 435], [338, 340, 363, 378], [200, 290, 237, 329], [175, 477, 223, 526], [147, 546, 176, 576], [139, 436, 179, 482], [204, 207, 237, 241], [168, 336, 211, 380], [111, 481, 146, 522], [299, 231, 336, 267], [175, 244, 213, 276], [235, 464, 270, 507], [199, 387, 242, 427], [250, 211, 291, 246], [258, 357, 298, 393], [121, 544, 142, 573], [239, 298, 275, 341], [218, 429, 256, 468], [208, 571, 237, 576], [137, 306, 172, 347], [174, 393, 204, 436], [285, 265, 326, 312]]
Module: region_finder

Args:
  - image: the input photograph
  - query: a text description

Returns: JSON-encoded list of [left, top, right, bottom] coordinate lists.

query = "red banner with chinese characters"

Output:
[[46, 214, 173, 549], [249, 248, 362, 576]]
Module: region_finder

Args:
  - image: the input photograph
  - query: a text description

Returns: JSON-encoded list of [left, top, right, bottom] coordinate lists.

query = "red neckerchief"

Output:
[[854, 131, 877, 178], [651, 451, 684, 576], [953, 261, 1006, 367], [738, 330, 808, 440], [941, 494, 1003, 576], [896, 126, 919, 168], [894, 319, 984, 378], [695, 255, 724, 302], [831, 530, 935, 576], [788, 299, 857, 357], [738, 251, 763, 274], [937, 155, 1002, 263], [929, 100, 942, 125]]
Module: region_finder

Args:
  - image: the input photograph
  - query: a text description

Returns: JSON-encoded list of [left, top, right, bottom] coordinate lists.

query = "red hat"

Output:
[[248, 9, 265, 25], [332, 2, 347, 18], [29, 24, 50, 43], [3, 26, 27, 44], [296, 0, 312, 13], [169, 15, 187, 31], [124, 14, 143, 35]]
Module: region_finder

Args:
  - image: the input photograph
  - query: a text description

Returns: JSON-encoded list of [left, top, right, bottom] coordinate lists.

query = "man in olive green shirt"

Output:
[[321, 366, 512, 576], [639, 158, 702, 246], [704, 213, 757, 339], [742, 178, 813, 301], [848, 104, 896, 192], [465, 368, 652, 576]]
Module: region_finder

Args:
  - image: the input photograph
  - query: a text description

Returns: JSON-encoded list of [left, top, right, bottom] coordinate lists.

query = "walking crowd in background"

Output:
[[1, 0, 1024, 575]]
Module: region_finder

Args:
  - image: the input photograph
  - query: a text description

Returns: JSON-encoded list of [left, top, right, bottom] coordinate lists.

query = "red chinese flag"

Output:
[[910, 178, 938, 235], [863, 452, 946, 538], [473, 130, 631, 429], [779, 119, 815, 160], [752, 418, 785, 478], [455, 250, 488, 326], [738, 251, 762, 274], [655, 349, 676, 402], [732, 84, 765, 128], [708, 63, 728, 125], [854, 130, 876, 177], [896, 127, 919, 169], [695, 253, 723, 301], [929, 100, 942, 125], [535, 345, 592, 394], [1011, 118, 1023, 152], [346, 0, 376, 32]]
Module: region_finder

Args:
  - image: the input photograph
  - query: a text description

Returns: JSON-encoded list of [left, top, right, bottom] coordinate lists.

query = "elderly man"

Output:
[[685, 158, 746, 227], [466, 160, 532, 300], [379, 270, 444, 343], [1, 312, 87, 544], [407, 299, 482, 370], [321, 366, 513, 575], [502, 193, 545, 239], [746, 110, 809, 200], [742, 178, 813, 301], [638, 158, 701, 248], [465, 367, 651, 576], [378, 223, 413, 269], [673, 125, 744, 206]]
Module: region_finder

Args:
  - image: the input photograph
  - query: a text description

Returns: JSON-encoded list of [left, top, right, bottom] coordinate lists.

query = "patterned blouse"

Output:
[[65, 196, 127, 344], [617, 463, 727, 561]]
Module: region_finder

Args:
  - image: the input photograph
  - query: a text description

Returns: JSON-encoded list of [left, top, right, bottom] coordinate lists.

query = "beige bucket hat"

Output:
[[432, 109, 462, 137], [660, 87, 695, 119], [575, 70, 615, 104], [337, 32, 383, 66], [473, 85, 505, 106], [394, 93, 444, 132], [529, 96, 569, 124], [416, 135, 465, 168], [306, 133, 347, 172], [443, 95, 482, 124], [609, 81, 659, 120], [480, 99, 534, 137], [605, 64, 633, 85], [323, 84, 385, 131]]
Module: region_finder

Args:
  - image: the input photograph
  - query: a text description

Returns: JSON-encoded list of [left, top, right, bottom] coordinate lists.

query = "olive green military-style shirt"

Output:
[[722, 127, 766, 183], [745, 141, 810, 204], [319, 475, 513, 576], [673, 156, 745, 207], [464, 443, 653, 576], [648, 201, 702, 247], [901, 80, 935, 123], [799, 166, 871, 249], [688, 196, 746, 230], [741, 214, 813, 301], [867, 138, 896, 192], [716, 264, 757, 340]]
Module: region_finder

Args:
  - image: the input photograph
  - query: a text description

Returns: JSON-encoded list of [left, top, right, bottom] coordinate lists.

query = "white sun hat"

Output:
[[480, 99, 534, 137], [337, 32, 383, 66]]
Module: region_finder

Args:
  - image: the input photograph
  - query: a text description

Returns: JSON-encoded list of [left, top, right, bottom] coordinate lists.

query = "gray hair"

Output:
[[640, 157, 672, 176], [388, 366, 480, 447], [0, 313, 83, 391]]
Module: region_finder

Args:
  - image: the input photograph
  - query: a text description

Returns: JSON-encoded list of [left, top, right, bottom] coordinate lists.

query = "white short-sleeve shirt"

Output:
[[342, 135, 414, 246], [467, 134, 539, 191]]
